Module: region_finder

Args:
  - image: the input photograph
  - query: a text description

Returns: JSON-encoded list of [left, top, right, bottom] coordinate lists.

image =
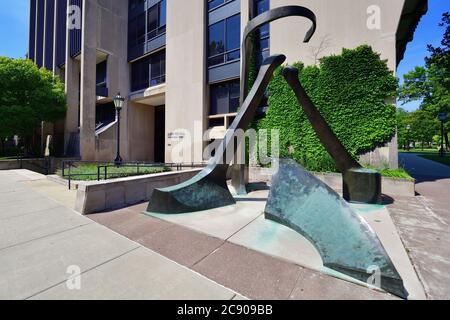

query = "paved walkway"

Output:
[[389, 153, 450, 299], [0, 170, 398, 300], [0, 170, 242, 300]]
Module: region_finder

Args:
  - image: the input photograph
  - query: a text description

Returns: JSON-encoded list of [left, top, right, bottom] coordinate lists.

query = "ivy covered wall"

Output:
[[256, 45, 398, 172]]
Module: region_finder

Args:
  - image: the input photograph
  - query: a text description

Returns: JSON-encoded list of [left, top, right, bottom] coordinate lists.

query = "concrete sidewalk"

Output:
[[0, 170, 242, 300], [391, 153, 450, 299]]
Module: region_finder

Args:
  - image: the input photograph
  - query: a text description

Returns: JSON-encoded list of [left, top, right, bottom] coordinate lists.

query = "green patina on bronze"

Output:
[[265, 159, 408, 298]]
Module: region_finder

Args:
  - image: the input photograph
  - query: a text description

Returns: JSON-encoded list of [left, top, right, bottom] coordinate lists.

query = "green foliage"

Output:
[[0, 57, 66, 139], [409, 109, 440, 146], [396, 108, 410, 149], [398, 12, 450, 143], [420, 154, 450, 167], [57, 164, 170, 181], [257, 45, 397, 172], [377, 168, 414, 181], [397, 107, 440, 149]]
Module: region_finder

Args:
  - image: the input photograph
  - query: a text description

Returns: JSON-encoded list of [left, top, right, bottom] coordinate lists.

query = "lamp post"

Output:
[[438, 113, 447, 157], [113, 92, 125, 166], [406, 124, 411, 151]]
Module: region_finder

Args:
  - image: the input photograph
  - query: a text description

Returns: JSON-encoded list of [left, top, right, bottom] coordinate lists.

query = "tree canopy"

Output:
[[0, 57, 66, 139], [398, 12, 449, 149]]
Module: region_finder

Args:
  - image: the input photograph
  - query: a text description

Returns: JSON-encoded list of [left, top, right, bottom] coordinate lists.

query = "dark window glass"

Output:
[[229, 81, 240, 113], [208, 14, 240, 67], [129, 0, 167, 52], [96, 102, 116, 131], [147, 5, 158, 35], [147, 1, 166, 41], [96, 60, 107, 87], [208, 0, 235, 11], [259, 24, 269, 39], [259, 38, 269, 51], [209, 21, 225, 56], [208, 0, 224, 11], [256, 0, 269, 15], [210, 79, 240, 115], [226, 15, 240, 60], [131, 50, 166, 92], [137, 13, 146, 43], [128, 13, 146, 48], [159, 0, 167, 27], [254, 0, 270, 58], [129, 0, 145, 10]]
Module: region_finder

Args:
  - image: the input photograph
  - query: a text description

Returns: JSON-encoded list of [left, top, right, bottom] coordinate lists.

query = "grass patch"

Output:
[[420, 155, 450, 167], [364, 165, 414, 181], [399, 148, 440, 154], [379, 168, 414, 181], [58, 163, 170, 181]]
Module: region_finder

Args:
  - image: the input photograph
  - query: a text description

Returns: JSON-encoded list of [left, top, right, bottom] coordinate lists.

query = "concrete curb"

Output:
[[250, 167, 415, 198], [75, 169, 202, 214]]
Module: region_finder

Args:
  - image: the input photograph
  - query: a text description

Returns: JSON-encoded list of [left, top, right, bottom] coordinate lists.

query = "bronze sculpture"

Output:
[[147, 4, 404, 298]]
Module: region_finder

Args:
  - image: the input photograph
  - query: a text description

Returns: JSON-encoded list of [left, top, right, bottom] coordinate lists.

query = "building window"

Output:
[[129, 0, 145, 11], [131, 49, 166, 92], [128, 0, 166, 49], [255, 0, 270, 52], [96, 60, 107, 88], [208, 14, 241, 67], [210, 79, 240, 115], [208, 0, 235, 12], [128, 13, 146, 48], [96, 102, 116, 132], [147, 0, 167, 41]]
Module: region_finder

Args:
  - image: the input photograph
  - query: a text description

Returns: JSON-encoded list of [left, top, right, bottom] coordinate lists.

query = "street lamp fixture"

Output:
[[406, 124, 411, 151], [113, 92, 125, 166]]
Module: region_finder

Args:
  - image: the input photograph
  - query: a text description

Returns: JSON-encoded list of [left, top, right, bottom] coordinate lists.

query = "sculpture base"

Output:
[[230, 164, 249, 196], [343, 168, 382, 204]]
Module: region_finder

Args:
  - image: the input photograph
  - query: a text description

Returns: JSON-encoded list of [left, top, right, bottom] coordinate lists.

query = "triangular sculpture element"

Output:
[[147, 54, 286, 214], [265, 159, 408, 299]]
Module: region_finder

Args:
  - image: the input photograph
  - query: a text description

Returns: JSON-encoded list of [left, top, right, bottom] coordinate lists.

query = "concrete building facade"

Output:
[[28, 0, 427, 166]]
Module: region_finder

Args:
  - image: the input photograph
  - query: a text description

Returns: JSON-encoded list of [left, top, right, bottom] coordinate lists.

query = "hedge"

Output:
[[256, 45, 398, 172]]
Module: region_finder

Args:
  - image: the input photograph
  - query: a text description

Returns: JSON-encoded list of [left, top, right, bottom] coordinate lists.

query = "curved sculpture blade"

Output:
[[146, 54, 286, 214], [234, 5, 317, 194], [265, 159, 408, 298], [240, 6, 317, 106]]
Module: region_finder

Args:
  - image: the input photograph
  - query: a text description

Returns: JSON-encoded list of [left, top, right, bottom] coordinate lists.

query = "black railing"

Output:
[[61, 161, 206, 190]]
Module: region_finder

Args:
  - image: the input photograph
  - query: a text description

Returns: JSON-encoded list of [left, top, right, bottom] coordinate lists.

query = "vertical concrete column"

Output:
[[113, 0, 131, 162], [166, 0, 207, 163], [79, 0, 97, 160], [64, 0, 81, 157]]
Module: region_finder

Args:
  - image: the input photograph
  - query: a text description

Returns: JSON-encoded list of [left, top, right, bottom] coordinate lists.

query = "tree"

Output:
[[0, 57, 66, 153], [408, 110, 439, 150], [398, 12, 450, 149], [396, 108, 411, 149]]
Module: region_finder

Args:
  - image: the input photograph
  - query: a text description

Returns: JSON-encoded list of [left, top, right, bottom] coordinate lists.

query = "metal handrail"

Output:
[[61, 160, 206, 190]]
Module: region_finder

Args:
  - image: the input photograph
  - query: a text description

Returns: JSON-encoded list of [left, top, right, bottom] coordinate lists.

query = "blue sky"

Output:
[[397, 0, 449, 111], [0, 0, 29, 59], [0, 0, 448, 111]]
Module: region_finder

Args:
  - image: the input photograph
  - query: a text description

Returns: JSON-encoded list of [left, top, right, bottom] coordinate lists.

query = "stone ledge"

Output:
[[0, 159, 21, 170], [75, 169, 202, 215], [250, 167, 415, 198]]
